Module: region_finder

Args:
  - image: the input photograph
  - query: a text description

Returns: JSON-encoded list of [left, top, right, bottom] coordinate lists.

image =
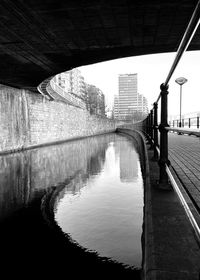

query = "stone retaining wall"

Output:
[[0, 85, 116, 153]]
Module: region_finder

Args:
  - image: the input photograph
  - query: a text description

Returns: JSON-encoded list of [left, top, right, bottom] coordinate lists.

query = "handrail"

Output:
[[138, 0, 200, 247], [166, 127, 200, 137], [156, 0, 200, 103], [171, 116, 200, 129]]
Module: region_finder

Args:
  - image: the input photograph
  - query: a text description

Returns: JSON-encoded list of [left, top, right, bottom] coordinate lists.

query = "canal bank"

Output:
[[117, 128, 200, 280]]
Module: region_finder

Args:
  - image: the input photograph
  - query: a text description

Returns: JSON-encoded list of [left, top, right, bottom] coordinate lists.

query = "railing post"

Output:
[[149, 113, 151, 136], [158, 83, 171, 189], [189, 118, 191, 128], [151, 109, 153, 139], [147, 114, 150, 136], [197, 116, 199, 129], [153, 102, 158, 160], [145, 116, 148, 134], [143, 118, 146, 134], [149, 109, 154, 148]]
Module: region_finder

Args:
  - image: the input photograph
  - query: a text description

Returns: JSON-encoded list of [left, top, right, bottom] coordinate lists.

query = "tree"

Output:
[[85, 84, 105, 116], [124, 110, 147, 122]]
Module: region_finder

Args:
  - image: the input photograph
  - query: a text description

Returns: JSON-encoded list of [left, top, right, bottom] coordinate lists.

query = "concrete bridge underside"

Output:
[[0, 0, 200, 90]]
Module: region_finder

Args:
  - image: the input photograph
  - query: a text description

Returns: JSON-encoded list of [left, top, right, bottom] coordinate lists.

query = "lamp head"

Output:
[[175, 77, 188, 85]]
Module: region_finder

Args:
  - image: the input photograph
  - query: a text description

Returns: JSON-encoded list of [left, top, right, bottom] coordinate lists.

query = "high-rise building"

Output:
[[114, 73, 148, 120], [117, 73, 138, 119]]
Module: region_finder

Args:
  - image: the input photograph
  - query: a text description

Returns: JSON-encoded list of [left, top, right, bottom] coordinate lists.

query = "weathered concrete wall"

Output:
[[0, 85, 116, 153]]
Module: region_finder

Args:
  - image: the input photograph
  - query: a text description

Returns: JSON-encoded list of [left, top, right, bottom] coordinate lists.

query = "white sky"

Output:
[[79, 50, 200, 117]]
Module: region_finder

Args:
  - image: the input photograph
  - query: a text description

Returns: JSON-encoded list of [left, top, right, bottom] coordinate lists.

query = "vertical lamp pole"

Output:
[[175, 77, 188, 128]]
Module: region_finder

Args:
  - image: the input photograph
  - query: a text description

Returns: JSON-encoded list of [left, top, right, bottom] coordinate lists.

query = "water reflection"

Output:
[[55, 135, 143, 269], [0, 152, 32, 220], [0, 133, 143, 278], [0, 135, 113, 221], [118, 140, 139, 182]]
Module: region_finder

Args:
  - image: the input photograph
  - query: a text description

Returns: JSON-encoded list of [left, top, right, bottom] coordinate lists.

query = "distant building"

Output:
[[70, 68, 86, 98], [54, 68, 86, 98], [118, 73, 138, 119], [53, 71, 70, 92], [137, 94, 148, 115], [114, 73, 148, 120], [114, 95, 120, 119], [54, 68, 106, 116]]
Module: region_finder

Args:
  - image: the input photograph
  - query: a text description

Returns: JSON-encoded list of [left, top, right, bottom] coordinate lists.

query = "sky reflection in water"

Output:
[[55, 135, 143, 269]]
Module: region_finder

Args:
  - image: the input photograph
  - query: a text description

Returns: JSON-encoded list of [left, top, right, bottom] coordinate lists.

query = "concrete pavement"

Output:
[[145, 132, 200, 280]]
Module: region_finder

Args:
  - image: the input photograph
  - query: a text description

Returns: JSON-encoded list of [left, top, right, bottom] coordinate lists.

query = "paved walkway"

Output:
[[147, 132, 200, 280], [169, 132, 200, 212], [119, 128, 200, 279]]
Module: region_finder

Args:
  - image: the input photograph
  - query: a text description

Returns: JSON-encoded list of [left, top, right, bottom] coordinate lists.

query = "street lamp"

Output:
[[175, 77, 188, 128]]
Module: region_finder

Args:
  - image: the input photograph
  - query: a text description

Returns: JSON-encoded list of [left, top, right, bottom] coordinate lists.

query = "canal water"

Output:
[[54, 134, 143, 269], [0, 133, 143, 278]]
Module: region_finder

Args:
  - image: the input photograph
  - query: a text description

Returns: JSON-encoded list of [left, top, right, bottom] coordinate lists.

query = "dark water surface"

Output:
[[0, 133, 143, 279]]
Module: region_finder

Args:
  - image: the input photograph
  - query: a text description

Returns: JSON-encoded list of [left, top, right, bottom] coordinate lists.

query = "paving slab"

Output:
[[145, 139, 200, 280], [169, 132, 200, 211]]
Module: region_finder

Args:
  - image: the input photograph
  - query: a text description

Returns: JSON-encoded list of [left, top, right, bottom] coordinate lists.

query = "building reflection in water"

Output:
[[55, 134, 143, 269], [119, 139, 138, 182], [0, 132, 144, 279], [0, 134, 115, 222]]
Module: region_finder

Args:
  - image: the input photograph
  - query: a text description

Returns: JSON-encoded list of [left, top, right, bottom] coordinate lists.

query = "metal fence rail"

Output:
[[140, 0, 200, 186], [170, 117, 200, 129], [126, 0, 200, 237]]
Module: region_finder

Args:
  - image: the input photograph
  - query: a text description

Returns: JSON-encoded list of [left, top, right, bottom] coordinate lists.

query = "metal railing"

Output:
[[170, 117, 200, 129], [131, 0, 200, 239], [140, 0, 200, 186]]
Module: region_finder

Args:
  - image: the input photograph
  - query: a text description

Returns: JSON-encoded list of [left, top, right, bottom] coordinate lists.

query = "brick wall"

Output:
[[0, 85, 116, 153]]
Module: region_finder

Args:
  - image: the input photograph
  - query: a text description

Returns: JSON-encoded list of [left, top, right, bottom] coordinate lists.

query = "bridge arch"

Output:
[[0, 0, 200, 90]]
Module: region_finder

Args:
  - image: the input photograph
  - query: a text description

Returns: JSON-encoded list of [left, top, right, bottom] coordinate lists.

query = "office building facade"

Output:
[[114, 73, 148, 120]]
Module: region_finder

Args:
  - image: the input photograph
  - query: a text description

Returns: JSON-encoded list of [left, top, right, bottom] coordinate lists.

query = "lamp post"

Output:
[[175, 77, 188, 127]]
